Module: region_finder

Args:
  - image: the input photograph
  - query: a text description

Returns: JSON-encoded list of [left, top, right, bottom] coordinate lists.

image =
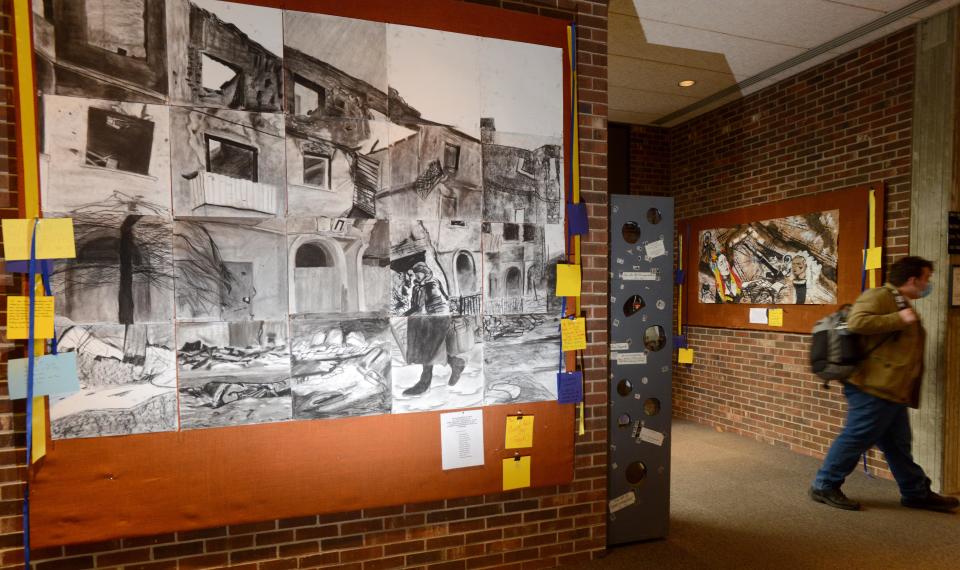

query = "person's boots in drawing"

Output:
[[447, 355, 466, 386], [403, 365, 434, 396]]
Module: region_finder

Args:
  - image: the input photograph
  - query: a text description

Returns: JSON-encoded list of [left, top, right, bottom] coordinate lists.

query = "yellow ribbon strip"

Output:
[[868, 189, 877, 288]]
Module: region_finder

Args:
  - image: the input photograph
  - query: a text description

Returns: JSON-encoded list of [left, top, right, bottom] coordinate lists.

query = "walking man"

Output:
[[810, 256, 959, 512]]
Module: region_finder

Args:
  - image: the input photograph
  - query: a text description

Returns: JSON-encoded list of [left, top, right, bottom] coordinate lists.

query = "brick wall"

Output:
[[0, 0, 609, 568], [628, 126, 668, 196], [632, 28, 916, 476]]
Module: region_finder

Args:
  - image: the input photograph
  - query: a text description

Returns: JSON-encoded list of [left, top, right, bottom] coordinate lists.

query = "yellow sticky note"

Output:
[[6, 296, 55, 339], [32, 397, 47, 463], [560, 317, 587, 351], [678, 348, 694, 364], [555, 264, 581, 297], [502, 456, 531, 491], [505, 415, 534, 449], [768, 308, 784, 327], [1, 218, 76, 261], [864, 247, 882, 270]]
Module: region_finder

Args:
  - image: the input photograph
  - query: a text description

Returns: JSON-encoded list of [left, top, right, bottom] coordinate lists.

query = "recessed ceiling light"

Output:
[[678, 80, 696, 87]]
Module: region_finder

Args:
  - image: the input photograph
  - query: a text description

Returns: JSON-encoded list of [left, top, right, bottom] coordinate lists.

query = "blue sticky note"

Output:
[[6, 352, 79, 399], [673, 335, 688, 349], [557, 371, 583, 404], [674, 269, 685, 285], [567, 203, 588, 235], [4, 259, 55, 274]]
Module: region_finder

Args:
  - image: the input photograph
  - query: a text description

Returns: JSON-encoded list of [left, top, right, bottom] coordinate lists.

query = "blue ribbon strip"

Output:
[[23, 219, 39, 569]]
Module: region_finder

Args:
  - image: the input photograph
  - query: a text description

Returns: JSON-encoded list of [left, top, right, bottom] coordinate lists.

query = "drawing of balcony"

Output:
[[189, 171, 278, 215]]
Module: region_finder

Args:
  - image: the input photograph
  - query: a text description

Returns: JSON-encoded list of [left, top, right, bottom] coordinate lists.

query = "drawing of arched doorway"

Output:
[[292, 238, 344, 313], [455, 250, 477, 296], [505, 266, 522, 298]]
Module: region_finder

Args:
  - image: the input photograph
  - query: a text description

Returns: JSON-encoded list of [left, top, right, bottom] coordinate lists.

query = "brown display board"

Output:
[[680, 183, 885, 333], [24, 0, 576, 548]]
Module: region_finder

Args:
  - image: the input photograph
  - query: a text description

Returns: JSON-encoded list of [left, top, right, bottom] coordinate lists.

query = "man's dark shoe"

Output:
[[810, 486, 861, 511], [901, 491, 959, 513]]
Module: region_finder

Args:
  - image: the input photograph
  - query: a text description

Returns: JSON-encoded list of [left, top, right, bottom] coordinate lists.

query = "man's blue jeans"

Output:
[[813, 383, 929, 499]]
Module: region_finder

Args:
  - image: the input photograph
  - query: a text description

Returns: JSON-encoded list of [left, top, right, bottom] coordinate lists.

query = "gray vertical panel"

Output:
[[607, 195, 673, 545], [909, 8, 957, 492]]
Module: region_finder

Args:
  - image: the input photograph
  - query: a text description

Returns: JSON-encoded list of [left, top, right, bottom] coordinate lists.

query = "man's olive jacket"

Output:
[[845, 283, 926, 408]]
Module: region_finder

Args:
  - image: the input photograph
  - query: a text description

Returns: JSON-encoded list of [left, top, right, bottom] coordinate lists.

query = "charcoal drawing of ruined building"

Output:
[[170, 107, 286, 218], [287, 217, 391, 315], [482, 222, 565, 315]]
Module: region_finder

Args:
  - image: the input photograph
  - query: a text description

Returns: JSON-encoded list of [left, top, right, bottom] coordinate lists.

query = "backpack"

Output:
[[809, 289, 908, 389]]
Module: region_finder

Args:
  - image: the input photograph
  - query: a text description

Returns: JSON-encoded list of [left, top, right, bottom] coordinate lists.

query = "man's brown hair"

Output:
[[888, 255, 934, 286]]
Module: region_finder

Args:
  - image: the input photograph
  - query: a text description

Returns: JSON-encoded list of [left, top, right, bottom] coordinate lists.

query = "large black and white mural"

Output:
[[34, 0, 566, 439]]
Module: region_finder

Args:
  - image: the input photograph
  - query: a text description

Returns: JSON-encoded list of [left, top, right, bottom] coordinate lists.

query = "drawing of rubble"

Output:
[[174, 218, 287, 321], [168, 0, 283, 112], [481, 124, 564, 225], [483, 314, 560, 405], [289, 316, 394, 419], [378, 25, 483, 221], [50, 324, 177, 440], [170, 107, 285, 217], [389, 315, 484, 414], [41, 95, 171, 215], [33, 0, 169, 103], [51, 194, 174, 325], [177, 320, 291, 429], [287, 217, 390, 315], [389, 220, 481, 317], [698, 210, 839, 305], [482, 222, 565, 315]]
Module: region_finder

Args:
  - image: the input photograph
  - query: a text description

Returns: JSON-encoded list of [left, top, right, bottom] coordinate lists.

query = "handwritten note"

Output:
[[617, 352, 647, 365], [505, 415, 534, 449], [6, 296, 55, 339], [678, 348, 695, 364], [7, 352, 79, 399], [622, 271, 658, 281], [645, 239, 666, 259], [502, 456, 531, 491], [2, 218, 76, 261], [561, 317, 586, 351], [555, 264, 581, 297], [864, 247, 883, 270], [768, 308, 784, 327], [557, 371, 583, 404], [610, 342, 630, 351], [440, 410, 485, 470], [609, 490, 636, 513], [638, 427, 665, 446]]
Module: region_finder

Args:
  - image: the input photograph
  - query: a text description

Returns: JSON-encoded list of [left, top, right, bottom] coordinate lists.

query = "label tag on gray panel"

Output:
[[609, 490, 636, 513], [639, 427, 665, 446], [610, 342, 630, 351], [622, 271, 658, 281], [645, 239, 666, 259], [616, 352, 647, 365]]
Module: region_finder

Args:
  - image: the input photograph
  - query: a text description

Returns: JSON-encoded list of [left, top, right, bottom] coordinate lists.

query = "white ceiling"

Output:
[[609, 0, 960, 126]]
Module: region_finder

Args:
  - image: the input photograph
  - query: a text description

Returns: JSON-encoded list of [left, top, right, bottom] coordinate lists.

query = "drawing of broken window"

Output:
[[483, 222, 563, 315], [174, 219, 287, 321], [50, 324, 177, 440], [170, 107, 285, 217], [287, 217, 391, 315], [177, 320, 291, 429], [41, 96, 171, 215], [33, 0, 169, 103], [290, 316, 394, 419], [481, 124, 563, 225], [51, 195, 174, 325], [169, 0, 283, 112], [483, 314, 560, 405], [390, 219, 481, 317], [390, 315, 484, 414]]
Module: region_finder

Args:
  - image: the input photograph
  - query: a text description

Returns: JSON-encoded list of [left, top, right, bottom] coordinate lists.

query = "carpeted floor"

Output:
[[578, 419, 960, 570]]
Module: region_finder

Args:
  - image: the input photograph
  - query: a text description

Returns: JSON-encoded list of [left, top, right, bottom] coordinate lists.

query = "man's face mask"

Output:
[[919, 282, 933, 298]]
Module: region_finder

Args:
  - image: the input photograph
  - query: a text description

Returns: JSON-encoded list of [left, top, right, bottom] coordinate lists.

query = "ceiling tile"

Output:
[[610, 55, 737, 96], [609, 13, 731, 73], [609, 84, 701, 116]]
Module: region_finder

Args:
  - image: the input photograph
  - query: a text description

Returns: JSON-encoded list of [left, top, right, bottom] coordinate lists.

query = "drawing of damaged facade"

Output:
[[482, 222, 565, 315]]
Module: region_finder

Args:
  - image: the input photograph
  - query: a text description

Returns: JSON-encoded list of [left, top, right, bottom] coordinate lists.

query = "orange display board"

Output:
[[18, 0, 577, 547], [680, 183, 885, 334]]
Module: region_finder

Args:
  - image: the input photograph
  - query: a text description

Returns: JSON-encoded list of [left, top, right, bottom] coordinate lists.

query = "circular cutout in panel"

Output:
[[617, 413, 632, 428], [624, 295, 645, 317], [617, 379, 633, 397], [625, 461, 647, 485], [622, 221, 641, 243], [646, 208, 662, 224], [644, 398, 661, 416], [644, 325, 667, 351]]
